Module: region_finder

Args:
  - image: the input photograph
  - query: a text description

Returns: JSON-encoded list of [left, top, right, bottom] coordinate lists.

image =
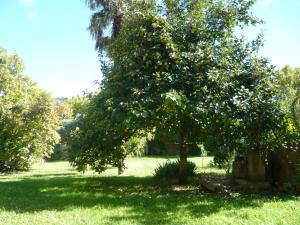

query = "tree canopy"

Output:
[[69, 0, 286, 183]]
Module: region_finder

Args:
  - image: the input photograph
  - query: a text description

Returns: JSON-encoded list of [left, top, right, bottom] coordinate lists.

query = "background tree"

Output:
[[55, 98, 73, 121], [278, 66, 300, 109], [278, 66, 300, 132], [48, 95, 89, 161], [0, 47, 59, 171]]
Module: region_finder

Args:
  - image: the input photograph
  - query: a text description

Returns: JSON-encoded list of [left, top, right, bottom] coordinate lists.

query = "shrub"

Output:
[[154, 159, 197, 179]]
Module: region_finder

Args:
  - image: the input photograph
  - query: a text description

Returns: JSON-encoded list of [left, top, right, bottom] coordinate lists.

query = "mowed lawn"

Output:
[[0, 157, 300, 225]]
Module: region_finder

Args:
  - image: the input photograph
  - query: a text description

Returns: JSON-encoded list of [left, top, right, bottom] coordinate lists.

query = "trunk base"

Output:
[[178, 133, 188, 184]]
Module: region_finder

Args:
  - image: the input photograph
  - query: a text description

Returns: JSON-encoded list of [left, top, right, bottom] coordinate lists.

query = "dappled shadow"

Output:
[[23, 172, 77, 178], [0, 174, 297, 225], [0, 172, 77, 180]]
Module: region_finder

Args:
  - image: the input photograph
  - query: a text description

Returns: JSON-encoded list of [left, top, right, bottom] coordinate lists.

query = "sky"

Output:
[[0, 0, 100, 97], [0, 0, 300, 97]]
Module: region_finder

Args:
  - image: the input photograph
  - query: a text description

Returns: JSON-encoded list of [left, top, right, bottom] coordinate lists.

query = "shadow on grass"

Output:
[[0, 174, 296, 224]]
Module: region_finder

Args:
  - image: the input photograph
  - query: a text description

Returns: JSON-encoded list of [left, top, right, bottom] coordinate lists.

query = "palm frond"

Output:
[[88, 10, 112, 49], [86, 0, 110, 11]]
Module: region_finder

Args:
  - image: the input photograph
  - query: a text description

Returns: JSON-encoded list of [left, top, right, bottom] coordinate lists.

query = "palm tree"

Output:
[[86, 0, 155, 51], [86, 0, 126, 51]]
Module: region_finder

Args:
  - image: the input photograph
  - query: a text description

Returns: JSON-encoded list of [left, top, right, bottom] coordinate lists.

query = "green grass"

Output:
[[0, 157, 300, 225]]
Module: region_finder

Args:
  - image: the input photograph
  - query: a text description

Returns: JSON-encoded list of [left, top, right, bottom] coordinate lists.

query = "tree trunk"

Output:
[[117, 159, 124, 175], [112, 13, 123, 39], [178, 133, 188, 184]]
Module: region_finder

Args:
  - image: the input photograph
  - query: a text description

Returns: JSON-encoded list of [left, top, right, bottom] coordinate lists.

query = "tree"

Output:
[[0, 47, 59, 171], [105, 0, 276, 183], [55, 98, 73, 121], [48, 95, 89, 161], [278, 66, 300, 133], [87, 0, 125, 50], [70, 0, 281, 184], [275, 66, 300, 186], [278, 66, 300, 111], [64, 95, 89, 119]]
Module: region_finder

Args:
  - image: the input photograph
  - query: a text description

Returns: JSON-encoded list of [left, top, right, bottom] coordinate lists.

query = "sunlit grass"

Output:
[[0, 157, 299, 225]]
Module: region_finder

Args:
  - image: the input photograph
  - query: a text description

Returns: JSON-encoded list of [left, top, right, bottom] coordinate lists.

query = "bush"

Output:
[[154, 159, 197, 179]]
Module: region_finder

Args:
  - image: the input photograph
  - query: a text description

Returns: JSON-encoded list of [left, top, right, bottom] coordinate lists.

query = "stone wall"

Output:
[[232, 150, 299, 185]]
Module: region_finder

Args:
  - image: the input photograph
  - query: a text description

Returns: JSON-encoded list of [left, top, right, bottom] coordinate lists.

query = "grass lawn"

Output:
[[0, 157, 300, 225]]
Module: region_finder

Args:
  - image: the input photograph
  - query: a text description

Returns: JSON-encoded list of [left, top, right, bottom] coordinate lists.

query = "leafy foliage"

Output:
[[278, 66, 300, 136], [61, 91, 135, 172], [0, 47, 59, 172], [278, 66, 300, 115], [46, 96, 89, 162], [122, 133, 152, 157], [106, 0, 276, 181], [55, 95, 89, 121], [73, 0, 283, 184], [203, 45, 283, 166], [154, 159, 197, 179]]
